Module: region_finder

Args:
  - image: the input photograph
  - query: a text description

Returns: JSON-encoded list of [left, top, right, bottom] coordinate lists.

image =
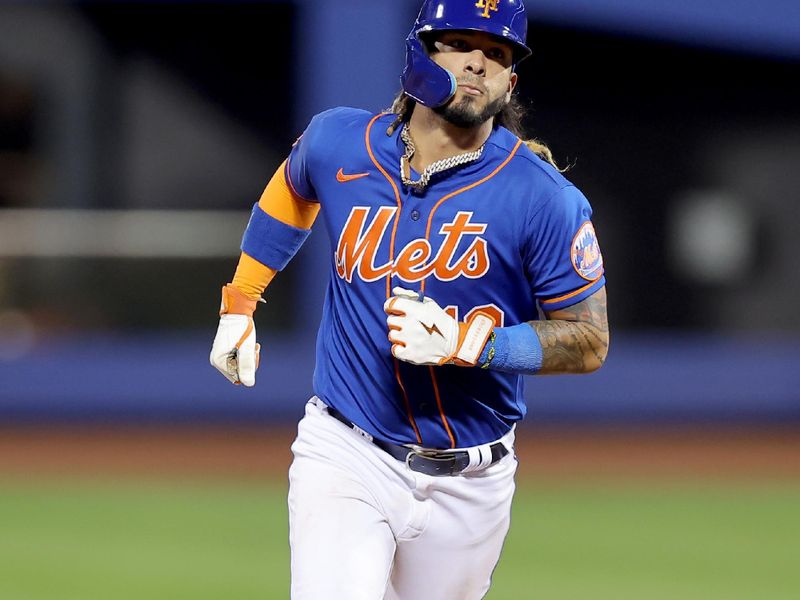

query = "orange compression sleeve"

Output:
[[258, 159, 320, 229], [231, 252, 277, 300]]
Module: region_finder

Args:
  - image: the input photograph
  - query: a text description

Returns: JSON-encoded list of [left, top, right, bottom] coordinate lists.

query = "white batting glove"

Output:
[[209, 284, 262, 387], [384, 287, 495, 367]]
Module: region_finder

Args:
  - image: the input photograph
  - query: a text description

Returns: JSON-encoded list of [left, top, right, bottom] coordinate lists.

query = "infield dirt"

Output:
[[1, 425, 799, 482]]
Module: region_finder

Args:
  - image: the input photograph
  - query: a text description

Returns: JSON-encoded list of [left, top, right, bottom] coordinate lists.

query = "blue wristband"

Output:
[[478, 323, 543, 375], [240, 203, 312, 270]]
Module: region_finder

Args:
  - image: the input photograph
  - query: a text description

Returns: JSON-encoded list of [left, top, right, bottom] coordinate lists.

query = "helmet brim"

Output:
[[417, 25, 532, 64]]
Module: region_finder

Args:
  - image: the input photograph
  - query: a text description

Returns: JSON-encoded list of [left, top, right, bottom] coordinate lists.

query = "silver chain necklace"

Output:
[[399, 124, 484, 191]]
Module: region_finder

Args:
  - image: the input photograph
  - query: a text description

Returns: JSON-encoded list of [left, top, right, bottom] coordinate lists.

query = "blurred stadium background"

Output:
[[1, 1, 799, 599]]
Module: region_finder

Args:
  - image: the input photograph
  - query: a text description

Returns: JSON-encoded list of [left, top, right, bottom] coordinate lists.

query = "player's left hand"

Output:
[[384, 287, 495, 367]]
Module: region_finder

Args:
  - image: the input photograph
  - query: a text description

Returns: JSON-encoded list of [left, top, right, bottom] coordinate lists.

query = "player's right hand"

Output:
[[384, 287, 495, 367], [209, 284, 262, 387]]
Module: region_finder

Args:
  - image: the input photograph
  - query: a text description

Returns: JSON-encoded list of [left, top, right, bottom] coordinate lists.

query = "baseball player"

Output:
[[210, 0, 608, 598]]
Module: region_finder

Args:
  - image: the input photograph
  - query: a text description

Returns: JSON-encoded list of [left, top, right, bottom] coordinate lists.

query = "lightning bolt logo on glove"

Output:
[[420, 321, 444, 338], [384, 287, 495, 367]]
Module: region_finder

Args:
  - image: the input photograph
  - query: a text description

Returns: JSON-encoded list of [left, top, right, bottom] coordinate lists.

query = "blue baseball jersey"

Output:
[[284, 107, 605, 449]]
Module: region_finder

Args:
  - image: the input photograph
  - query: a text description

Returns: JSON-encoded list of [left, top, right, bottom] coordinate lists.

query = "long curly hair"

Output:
[[386, 91, 565, 171]]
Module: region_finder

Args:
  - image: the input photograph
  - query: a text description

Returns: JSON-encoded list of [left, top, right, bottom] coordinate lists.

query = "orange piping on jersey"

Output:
[[428, 366, 456, 449], [539, 278, 605, 306], [284, 156, 315, 203], [365, 113, 403, 299], [366, 113, 422, 445], [419, 138, 523, 296], [428, 367, 455, 450], [418, 138, 522, 445], [395, 358, 422, 444]]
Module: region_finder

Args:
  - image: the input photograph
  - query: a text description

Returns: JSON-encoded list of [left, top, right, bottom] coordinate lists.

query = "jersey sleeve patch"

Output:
[[571, 221, 604, 281]]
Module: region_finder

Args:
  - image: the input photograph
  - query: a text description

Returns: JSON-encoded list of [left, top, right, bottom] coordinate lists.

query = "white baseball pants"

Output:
[[288, 398, 517, 600]]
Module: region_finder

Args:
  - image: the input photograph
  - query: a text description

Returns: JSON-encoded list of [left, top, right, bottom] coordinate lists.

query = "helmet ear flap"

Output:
[[400, 36, 457, 108]]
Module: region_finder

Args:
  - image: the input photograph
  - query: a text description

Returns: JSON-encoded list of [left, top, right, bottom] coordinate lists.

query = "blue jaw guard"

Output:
[[401, 37, 458, 108]]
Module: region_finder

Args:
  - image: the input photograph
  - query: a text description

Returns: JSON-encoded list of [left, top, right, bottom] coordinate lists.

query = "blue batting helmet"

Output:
[[401, 0, 531, 108]]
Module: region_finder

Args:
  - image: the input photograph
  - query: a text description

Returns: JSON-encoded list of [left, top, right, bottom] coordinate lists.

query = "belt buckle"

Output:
[[406, 449, 459, 476], [404, 451, 415, 470], [404, 449, 438, 467]]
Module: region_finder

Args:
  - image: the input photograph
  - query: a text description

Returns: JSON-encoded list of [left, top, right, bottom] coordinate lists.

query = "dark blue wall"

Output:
[[2, 333, 797, 425]]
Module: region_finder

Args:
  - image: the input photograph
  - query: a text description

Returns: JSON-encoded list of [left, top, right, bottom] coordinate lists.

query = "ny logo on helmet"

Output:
[[475, 0, 499, 19]]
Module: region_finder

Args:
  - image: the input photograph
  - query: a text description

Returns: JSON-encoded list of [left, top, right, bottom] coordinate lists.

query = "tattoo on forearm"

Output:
[[530, 287, 609, 374]]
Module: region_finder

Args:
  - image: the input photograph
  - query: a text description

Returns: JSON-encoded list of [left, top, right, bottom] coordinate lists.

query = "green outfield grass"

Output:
[[0, 479, 797, 599]]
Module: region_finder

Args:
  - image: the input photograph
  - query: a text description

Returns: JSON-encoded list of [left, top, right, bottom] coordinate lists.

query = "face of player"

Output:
[[428, 30, 518, 129]]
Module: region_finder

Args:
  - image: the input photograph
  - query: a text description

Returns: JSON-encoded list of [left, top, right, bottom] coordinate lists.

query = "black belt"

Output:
[[325, 405, 509, 477]]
